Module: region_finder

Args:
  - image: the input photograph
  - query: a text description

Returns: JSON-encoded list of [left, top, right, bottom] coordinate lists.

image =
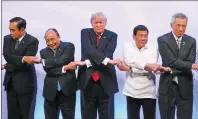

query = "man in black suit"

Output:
[[76, 12, 119, 119], [2, 17, 39, 119], [34, 28, 77, 119], [157, 13, 198, 119]]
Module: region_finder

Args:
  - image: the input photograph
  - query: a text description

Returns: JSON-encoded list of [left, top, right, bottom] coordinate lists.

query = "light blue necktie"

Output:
[[54, 50, 61, 91]]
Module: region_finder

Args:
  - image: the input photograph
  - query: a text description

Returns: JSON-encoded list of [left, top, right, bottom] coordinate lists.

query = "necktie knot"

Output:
[[53, 50, 56, 57], [15, 40, 20, 50], [177, 38, 181, 48], [96, 34, 101, 46]]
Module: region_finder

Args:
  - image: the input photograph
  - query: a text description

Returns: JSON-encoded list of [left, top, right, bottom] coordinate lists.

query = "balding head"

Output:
[[44, 28, 61, 50]]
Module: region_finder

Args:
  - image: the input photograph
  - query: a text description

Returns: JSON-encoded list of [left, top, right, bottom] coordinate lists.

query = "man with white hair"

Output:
[[157, 13, 197, 119], [76, 12, 119, 119]]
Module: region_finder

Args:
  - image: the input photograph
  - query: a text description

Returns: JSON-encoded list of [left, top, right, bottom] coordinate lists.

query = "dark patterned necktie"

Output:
[[15, 40, 20, 50], [177, 38, 181, 49]]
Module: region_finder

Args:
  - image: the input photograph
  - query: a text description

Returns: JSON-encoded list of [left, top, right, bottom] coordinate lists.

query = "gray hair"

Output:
[[171, 13, 188, 24], [90, 12, 107, 23]]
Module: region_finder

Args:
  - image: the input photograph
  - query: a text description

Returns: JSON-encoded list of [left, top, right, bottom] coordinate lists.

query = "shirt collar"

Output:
[[95, 32, 103, 36], [132, 41, 148, 51], [18, 32, 26, 42]]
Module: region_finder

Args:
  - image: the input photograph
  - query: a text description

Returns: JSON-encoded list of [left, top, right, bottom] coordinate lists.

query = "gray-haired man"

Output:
[[157, 13, 197, 119]]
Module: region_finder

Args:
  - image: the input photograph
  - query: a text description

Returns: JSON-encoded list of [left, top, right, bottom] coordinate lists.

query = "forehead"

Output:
[[9, 22, 18, 29], [92, 16, 106, 22], [45, 30, 57, 39], [174, 18, 187, 24], [136, 30, 148, 35]]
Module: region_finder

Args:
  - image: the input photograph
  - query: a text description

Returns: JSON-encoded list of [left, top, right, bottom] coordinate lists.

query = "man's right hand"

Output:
[[74, 61, 86, 66], [108, 59, 121, 65], [64, 62, 77, 71], [117, 61, 131, 71], [23, 56, 36, 64], [192, 64, 198, 70], [145, 63, 161, 72]]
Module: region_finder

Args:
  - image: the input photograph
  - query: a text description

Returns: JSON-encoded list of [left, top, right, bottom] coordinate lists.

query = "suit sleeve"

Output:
[[40, 50, 64, 75], [3, 36, 39, 71], [103, 33, 117, 59], [157, 37, 196, 72], [44, 67, 63, 76], [3, 36, 39, 66], [43, 43, 75, 68], [4, 63, 16, 72], [81, 29, 106, 65], [3, 36, 22, 66]]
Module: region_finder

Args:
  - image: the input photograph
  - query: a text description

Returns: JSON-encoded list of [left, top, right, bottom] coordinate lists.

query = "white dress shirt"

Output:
[[122, 41, 159, 99]]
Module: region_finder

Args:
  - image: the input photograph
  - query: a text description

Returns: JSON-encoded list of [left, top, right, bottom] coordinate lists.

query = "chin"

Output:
[[96, 30, 103, 33]]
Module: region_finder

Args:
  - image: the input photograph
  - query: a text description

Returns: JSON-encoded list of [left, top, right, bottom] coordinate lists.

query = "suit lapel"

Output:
[[54, 41, 64, 58], [166, 32, 179, 56], [90, 29, 97, 46], [46, 47, 54, 58], [10, 38, 16, 53], [15, 34, 27, 51], [178, 35, 188, 58], [98, 29, 110, 51]]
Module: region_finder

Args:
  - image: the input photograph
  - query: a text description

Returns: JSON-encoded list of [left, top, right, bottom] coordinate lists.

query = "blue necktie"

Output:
[[54, 50, 61, 91]]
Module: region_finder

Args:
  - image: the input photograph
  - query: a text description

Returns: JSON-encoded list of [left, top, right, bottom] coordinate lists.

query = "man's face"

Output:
[[133, 30, 148, 49], [45, 30, 60, 50], [9, 22, 24, 39], [91, 16, 106, 34], [171, 18, 187, 37]]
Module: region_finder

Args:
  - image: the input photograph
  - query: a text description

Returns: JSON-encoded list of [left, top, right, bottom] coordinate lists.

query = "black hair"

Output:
[[9, 17, 26, 30], [133, 25, 149, 36]]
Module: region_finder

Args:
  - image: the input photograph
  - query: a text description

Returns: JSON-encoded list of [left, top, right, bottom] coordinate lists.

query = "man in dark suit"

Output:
[[2, 17, 39, 119], [76, 12, 119, 119], [34, 28, 77, 119], [157, 13, 198, 119]]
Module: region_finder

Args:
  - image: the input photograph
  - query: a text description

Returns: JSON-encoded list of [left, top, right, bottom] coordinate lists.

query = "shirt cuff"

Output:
[[102, 58, 110, 65], [85, 60, 92, 68], [22, 57, 25, 63], [129, 66, 133, 72], [41, 59, 45, 66], [170, 68, 173, 74], [62, 66, 66, 73]]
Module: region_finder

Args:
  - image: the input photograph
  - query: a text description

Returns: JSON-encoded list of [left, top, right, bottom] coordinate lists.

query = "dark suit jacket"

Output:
[[78, 28, 118, 96], [157, 32, 196, 99], [40, 41, 77, 101], [3, 33, 39, 95]]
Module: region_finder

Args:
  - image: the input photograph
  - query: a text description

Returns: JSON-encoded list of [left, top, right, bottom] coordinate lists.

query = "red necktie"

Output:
[[96, 34, 101, 46], [92, 34, 101, 82]]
